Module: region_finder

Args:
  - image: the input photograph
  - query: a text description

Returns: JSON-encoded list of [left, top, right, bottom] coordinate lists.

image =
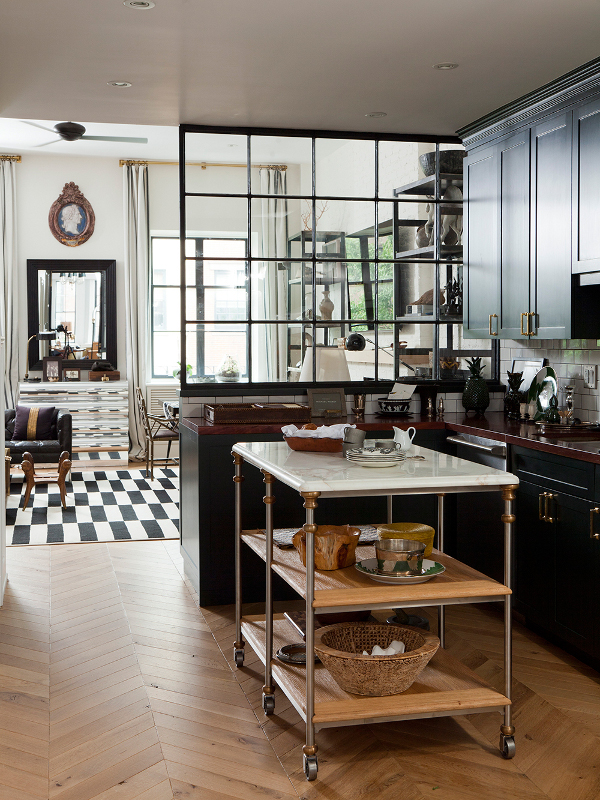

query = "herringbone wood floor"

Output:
[[1, 540, 599, 800]]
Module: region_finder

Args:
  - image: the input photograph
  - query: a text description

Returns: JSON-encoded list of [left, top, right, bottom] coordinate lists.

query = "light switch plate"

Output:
[[583, 365, 597, 389]]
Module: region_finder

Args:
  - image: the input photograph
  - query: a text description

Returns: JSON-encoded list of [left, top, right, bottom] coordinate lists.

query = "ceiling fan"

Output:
[[21, 120, 148, 146]]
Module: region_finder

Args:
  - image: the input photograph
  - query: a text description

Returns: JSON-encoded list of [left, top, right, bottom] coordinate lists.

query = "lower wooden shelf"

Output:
[[242, 614, 510, 729]]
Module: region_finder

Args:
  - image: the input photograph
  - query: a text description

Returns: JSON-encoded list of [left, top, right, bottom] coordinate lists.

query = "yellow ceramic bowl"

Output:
[[376, 522, 435, 558]]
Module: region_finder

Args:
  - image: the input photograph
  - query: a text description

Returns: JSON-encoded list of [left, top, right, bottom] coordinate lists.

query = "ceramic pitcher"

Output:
[[393, 426, 416, 450]]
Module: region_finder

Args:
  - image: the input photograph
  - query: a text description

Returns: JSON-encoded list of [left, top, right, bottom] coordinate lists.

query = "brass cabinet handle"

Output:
[[590, 507, 600, 539], [544, 493, 555, 523], [539, 493, 546, 521], [489, 314, 498, 336], [521, 313, 528, 336], [528, 311, 537, 337]]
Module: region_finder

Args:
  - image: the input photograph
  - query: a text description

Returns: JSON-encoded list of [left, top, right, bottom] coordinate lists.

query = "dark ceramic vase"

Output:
[[462, 375, 490, 414]]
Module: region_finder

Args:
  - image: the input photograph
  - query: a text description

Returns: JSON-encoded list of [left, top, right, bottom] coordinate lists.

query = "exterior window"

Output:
[[178, 127, 498, 391]]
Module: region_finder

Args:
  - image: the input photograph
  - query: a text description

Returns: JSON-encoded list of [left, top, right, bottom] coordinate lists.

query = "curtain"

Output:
[[251, 168, 288, 382], [0, 160, 19, 409], [123, 164, 149, 459]]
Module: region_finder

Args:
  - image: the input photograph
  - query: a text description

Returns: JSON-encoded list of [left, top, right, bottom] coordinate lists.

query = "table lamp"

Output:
[[299, 346, 351, 382], [24, 330, 56, 382]]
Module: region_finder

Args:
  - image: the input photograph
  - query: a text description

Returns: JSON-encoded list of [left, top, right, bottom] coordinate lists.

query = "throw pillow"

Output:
[[12, 405, 55, 441]]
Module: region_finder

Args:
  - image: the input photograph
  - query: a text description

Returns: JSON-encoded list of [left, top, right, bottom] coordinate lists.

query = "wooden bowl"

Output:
[[292, 524, 361, 570], [284, 436, 343, 453]]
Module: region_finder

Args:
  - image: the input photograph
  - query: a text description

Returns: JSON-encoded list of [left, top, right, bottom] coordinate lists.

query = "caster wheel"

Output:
[[262, 693, 275, 715], [500, 734, 516, 759], [303, 754, 318, 781], [234, 648, 244, 668]]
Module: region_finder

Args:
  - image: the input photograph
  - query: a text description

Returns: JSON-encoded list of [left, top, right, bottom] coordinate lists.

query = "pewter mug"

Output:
[[342, 426, 366, 455], [375, 538, 425, 576]]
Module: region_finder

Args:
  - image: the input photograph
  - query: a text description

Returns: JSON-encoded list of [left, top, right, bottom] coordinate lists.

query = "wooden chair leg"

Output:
[[166, 439, 172, 466], [57, 457, 72, 509], [145, 439, 150, 478], [21, 458, 35, 510], [150, 440, 154, 481]]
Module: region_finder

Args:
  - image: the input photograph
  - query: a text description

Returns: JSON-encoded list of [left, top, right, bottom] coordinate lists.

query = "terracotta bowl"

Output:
[[284, 436, 343, 453]]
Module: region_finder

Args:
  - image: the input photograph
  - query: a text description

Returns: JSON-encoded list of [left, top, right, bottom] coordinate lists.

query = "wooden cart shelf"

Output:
[[242, 530, 511, 612], [242, 615, 510, 727]]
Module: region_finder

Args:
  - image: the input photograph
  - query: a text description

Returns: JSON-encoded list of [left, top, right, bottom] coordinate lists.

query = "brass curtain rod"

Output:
[[0, 155, 21, 162], [119, 159, 287, 170]]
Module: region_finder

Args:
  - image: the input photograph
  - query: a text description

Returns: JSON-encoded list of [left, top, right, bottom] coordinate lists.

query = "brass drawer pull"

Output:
[[590, 507, 600, 539], [489, 314, 498, 336], [539, 493, 546, 521], [528, 311, 537, 337], [544, 493, 555, 523], [521, 313, 527, 336]]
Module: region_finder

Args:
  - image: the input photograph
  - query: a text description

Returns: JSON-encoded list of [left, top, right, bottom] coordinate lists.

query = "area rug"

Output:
[[6, 467, 179, 545]]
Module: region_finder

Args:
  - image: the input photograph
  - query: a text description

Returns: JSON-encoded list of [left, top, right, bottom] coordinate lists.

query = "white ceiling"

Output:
[[1, 0, 600, 152]]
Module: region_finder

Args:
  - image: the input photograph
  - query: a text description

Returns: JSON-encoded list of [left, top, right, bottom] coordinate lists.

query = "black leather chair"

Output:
[[5, 409, 72, 464]]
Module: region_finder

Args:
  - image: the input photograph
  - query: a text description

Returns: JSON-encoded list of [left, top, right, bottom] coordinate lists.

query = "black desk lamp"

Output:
[[24, 330, 56, 382]]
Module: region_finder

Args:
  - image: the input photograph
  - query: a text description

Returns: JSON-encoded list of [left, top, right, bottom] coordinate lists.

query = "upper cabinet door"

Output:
[[573, 98, 600, 275], [530, 112, 573, 339], [463, 145, 499, 338], [498, 132, 531, 338]]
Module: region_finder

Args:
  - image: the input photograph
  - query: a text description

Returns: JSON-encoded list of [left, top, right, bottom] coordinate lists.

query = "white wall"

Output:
[[16, 153, 127, 374]]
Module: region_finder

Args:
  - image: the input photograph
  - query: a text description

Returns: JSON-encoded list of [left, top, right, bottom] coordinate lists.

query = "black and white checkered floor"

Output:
[[6, 467, 179, 545]]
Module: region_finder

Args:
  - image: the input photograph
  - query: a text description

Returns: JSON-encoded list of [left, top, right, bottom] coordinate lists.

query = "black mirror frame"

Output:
[[27, 259, 117, 372]]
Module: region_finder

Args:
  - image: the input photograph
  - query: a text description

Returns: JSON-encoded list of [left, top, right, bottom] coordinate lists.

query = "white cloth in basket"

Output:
[[281, 423, 355, 440]]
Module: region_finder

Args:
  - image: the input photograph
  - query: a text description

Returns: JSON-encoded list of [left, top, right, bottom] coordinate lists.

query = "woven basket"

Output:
[[314, 622, 439, 696]]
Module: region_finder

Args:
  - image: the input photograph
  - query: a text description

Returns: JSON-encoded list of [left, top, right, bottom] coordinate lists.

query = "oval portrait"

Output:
[[49, 183, 95, 247]]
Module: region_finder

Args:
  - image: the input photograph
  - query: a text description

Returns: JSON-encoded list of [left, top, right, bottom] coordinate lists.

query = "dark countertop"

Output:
[[181, 411, 600, 465]]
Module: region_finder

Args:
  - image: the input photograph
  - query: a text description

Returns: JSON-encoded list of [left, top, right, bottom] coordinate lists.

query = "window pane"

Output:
[[396, 262, 436, 320], [316, 201, 374, 258], [152, 238, 179, 284], [378, 140, 423, 198], [250, 197, 301, 259], [185, 197, 248, 246], [251, 323, 308, 382], [185, 323, 248, 381], [153, 287, 180, 332], [440, 263, 463, 321], [315, 139, 375, 197], [250, 136, 312, 195], [184, 132, 247, 194], [153, 332, 181, 378]]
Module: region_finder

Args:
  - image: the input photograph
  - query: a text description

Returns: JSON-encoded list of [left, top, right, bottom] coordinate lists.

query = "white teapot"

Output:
[[393, 426, 416, 450]]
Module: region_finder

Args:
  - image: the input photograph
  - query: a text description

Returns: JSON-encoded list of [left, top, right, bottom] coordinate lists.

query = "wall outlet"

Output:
[[583, 365, 597, 389]]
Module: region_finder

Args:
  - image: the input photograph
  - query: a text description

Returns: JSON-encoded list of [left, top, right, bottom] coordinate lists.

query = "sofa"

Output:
[[5, 408, 72, 464]]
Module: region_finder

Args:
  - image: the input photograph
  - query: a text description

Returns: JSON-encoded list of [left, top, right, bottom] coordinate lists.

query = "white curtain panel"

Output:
[[123, 164, 149, 459], [251, 168, 289, 382], [0, 160, 19, 409]]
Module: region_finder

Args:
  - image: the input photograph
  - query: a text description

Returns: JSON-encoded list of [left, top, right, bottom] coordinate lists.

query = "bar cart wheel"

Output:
[[499, 734, 516, 759], [234, 648, 245, 668], [262, 693, 275, 715], [303, 753, 318, 781]]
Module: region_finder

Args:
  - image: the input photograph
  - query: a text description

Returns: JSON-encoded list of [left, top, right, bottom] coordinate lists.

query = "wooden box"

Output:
[[204, 402, 311, 425], [88, 370, 121, 381]]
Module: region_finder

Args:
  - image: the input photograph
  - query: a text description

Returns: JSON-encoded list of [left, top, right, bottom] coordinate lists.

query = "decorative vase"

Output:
[[319, 289, 334, 321], [462, 357, 489, 414], [504, 371, 524, 418]]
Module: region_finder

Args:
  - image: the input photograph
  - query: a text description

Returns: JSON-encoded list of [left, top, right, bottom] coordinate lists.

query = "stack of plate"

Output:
[[345, 446, 406, 468]]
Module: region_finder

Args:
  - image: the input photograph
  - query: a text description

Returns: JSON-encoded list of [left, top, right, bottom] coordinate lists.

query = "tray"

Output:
[[355, 558, 445, 584], [205, 402, 311, 424]]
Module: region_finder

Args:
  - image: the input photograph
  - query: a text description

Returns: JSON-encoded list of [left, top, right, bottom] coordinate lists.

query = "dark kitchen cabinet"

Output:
[[573, 96, 600, 275], [463, 145, 499, 338], [512, 446, 600, 663], [529, 113, 572, 339], [463, 101, 600, 340]]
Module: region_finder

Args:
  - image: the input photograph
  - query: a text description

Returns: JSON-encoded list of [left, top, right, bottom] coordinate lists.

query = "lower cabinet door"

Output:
[[551, 491, 598, 658], [515, 480, 554, 626]]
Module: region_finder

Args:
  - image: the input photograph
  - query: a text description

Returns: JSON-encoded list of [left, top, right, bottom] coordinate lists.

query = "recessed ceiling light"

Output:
[[433, 63, 459, 70], [365, 112, 387, 118], [123, 0, 155, 8], [107, 81, 132, 88]]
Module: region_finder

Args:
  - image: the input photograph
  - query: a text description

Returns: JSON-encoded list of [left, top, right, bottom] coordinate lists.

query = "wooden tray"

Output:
[[205, 402, 311, 424]]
